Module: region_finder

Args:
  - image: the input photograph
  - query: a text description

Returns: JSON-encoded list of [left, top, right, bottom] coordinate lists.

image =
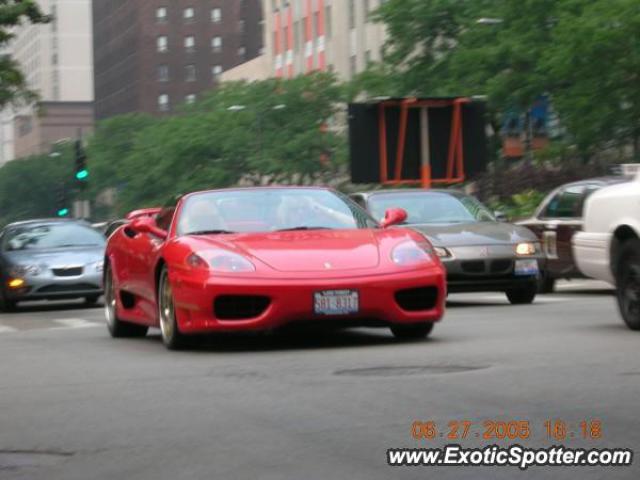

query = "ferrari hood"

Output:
[[197, 230, 382, 273], [408, 222, 537, 247]]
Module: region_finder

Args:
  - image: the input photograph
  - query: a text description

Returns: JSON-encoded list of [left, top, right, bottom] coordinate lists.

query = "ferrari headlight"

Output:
[[391, 241, 434, 266], [10, 264, 42, 277], [211, 252, 255, 272], [515, 242, 537, 256], [186, 251, 255, 273]]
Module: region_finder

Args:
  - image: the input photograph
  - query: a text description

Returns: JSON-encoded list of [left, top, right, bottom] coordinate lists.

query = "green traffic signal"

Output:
[[76, 169, 89, 180], [57, 208, 69, 217]]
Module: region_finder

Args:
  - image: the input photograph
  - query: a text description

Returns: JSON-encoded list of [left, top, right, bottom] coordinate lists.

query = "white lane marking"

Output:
[[0, 325, 18, 334], [555, 281, 613, 290], [53, 318, 102, 329]]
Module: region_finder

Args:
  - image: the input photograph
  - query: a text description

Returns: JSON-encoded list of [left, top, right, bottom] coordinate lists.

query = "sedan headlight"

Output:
[[391, 241, 434, 266], [93, 260, 104, 273], [433, 247, 453, 259], [186, 251, 255, 273], [10, 264, 42, 277], [515, 242, 537, 256]]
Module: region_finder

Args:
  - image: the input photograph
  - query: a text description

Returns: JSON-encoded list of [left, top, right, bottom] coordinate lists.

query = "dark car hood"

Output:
[[408, 222, 537, 247]]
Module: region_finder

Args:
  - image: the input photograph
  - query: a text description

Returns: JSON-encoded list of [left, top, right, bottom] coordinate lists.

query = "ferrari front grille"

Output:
[[214, 295, 270, 320], [394, 287, 439, 312]]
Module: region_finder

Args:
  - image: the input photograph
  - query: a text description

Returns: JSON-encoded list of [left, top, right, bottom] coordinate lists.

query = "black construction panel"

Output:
[[349, 99, 488, 184]]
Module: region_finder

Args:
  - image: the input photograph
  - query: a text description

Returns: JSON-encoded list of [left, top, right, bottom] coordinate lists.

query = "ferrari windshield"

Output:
[[368, 192, 496, 225], [2, 223, 106, 251], [178, 188, 376, 235]]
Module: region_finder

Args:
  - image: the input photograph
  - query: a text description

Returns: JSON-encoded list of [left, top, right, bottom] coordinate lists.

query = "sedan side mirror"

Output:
[[494, 211, 508, 222], [380, 208, 408, 228], [129, 217, 168, 240]]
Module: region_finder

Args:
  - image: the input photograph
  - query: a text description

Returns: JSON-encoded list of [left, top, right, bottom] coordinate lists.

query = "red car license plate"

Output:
[[314, 290, 359, 315]]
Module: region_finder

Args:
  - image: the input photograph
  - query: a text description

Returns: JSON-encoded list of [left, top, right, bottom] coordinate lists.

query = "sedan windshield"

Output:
[[368, 192, 496, 225], [3, 223, 106, 251], [178, 189, 376, 235]]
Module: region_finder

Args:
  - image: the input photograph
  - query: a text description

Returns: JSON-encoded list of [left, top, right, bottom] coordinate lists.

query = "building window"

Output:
[[18, 116, 33, 137], [211, 36, 222, 52], [348, 0, 355, 29], [325, 6, 332, 38], [158, 94, 170, 112], [185, 64, 196, 82], [184, 35, 195, 52], [294, 20, 300, 50], [313, 12, 319, 38], [238, 46, 246, 59], [365, 50, 372, 64], [157, 64, 169, 82], [212, 65, 223, 80], [211, 7, 221, 23], [238, 19, 245, 32], [157, 36, 168, 52], [364, 0, 370, 16], [185, 94, 196, 104], [156, 7, 167, 23], [350, 55, 357, 77], [183, 7, 194, 21]]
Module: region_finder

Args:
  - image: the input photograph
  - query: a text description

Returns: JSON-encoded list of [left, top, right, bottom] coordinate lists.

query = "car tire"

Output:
[[104, 264, 148, 338], [615, 239, 640, 331], [390, 322, 434, 340], [506, 283, 537, 304], [538, 274, 556, 294], [85, 295, 100, 306], [0, 289, 17, 312], [158, 266, 190, 350]]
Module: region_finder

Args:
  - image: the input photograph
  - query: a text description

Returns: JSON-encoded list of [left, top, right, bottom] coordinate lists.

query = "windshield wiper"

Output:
[[188, 229, 236, 235], [275, 226, 334, 232]]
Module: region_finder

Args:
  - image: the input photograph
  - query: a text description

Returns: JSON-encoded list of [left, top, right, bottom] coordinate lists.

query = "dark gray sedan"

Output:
[[351, 190, 544, 304], [0, 219, 105, 311]]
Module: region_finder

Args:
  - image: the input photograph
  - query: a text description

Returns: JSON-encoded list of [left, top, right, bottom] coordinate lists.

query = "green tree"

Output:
[[359, 0, 640, 159], [87, 73, 346, 214], [0, 1, 50, 107], [542, 0, 640, 158], [0, 151, 73, 226]]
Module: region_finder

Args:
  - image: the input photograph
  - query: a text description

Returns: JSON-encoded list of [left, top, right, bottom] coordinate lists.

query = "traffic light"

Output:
[[56, 185, 69, 217], [74, 140, 88, 181]]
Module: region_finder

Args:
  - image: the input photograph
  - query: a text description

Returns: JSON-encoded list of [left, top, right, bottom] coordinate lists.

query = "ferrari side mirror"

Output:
[[380, 208, 408, 228], [129, 217, 168, 240]]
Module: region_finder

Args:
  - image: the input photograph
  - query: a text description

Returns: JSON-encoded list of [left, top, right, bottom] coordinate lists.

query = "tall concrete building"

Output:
[[0, 0, 94, 165], [255, 0, 387, 81], [93, 0, 263, 120]]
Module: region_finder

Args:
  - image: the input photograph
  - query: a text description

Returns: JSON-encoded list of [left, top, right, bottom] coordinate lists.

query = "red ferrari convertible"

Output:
[[104, 187, 446, 349]]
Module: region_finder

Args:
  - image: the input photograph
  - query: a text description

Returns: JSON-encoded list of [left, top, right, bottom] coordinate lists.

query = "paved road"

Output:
[[0, 281, 638, 479]]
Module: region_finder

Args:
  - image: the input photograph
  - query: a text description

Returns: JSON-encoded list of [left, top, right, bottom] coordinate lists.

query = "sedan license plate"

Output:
[[515, 259, 539, 276], [314, 290, 359, 315]]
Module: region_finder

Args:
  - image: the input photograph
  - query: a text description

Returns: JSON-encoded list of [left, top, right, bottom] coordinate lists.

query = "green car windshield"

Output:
[[368, 192, 496, 225]]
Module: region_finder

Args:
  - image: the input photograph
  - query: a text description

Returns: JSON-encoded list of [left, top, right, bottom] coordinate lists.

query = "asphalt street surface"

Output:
[[1, 281, 638, 479]]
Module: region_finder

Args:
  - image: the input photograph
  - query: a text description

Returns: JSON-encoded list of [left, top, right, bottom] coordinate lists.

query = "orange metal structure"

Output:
[[376, 97, 471, 189]]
